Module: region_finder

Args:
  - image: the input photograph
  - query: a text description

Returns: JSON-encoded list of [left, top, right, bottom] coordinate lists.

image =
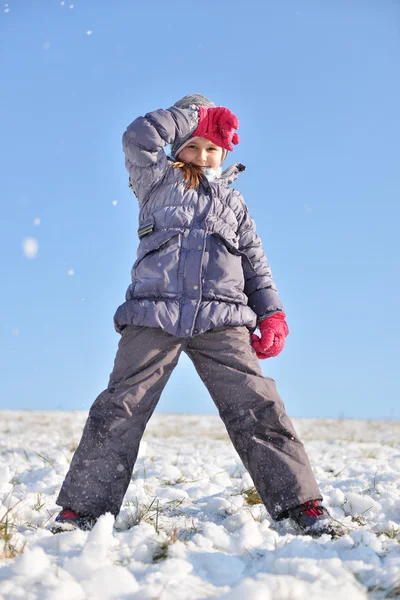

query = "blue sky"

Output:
[[1, 0, 399, 419]]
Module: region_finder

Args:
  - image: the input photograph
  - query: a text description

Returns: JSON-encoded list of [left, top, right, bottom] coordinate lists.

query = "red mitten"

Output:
[[193, 106, 240, 151], [251, 313, 289, 359]]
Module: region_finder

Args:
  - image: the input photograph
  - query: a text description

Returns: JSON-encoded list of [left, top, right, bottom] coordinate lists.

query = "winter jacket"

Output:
[[113, 105, 283, 338]]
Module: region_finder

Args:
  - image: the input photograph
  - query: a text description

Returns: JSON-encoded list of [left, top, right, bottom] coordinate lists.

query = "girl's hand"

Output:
[[251, 313, 289, 359], [194, 106, 240, 151]]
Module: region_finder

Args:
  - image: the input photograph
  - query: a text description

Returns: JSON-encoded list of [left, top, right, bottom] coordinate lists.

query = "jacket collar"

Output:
[[167, 156, 246, 187], [217, 162, 246, 186]]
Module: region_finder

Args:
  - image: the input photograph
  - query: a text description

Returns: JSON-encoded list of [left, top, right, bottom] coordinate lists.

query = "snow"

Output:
[[0, 411, 399, 599], [22, 237, 38, 259]]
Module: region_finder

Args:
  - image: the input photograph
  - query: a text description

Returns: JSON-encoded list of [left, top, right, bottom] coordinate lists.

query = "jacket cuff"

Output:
[[256, 310, 283, 327], [168, 105, 200, 147], [247, 288, 283, 319]]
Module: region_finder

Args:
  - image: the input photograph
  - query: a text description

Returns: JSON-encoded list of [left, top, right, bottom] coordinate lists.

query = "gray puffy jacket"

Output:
[[113, 105, 283, 338]]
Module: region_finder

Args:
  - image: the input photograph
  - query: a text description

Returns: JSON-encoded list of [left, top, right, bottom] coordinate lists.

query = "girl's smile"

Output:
[[177, 136, 224, 169]]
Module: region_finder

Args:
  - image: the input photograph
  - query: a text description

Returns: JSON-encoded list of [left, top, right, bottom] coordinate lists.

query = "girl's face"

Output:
[[177, 137, 224, 169]]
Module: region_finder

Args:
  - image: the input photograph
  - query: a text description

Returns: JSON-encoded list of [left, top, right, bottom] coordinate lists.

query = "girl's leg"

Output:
[[56, 325, 183, 518], [185, 326, 322, 520]]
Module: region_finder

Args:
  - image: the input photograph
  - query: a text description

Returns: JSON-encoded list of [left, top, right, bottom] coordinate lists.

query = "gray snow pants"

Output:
[[57, 325, 322, 520]]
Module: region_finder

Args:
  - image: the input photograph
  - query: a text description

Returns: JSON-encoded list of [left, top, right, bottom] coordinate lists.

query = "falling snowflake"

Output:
[[67, 269, 75, 276], [22, 237, 38, 258], [112, 200, 118, 206], [43, 41, 51, 51], [86, 30, 93, 36], [69, 4, 74, 8], [11, 329, 20, 337], [33, 217, 41, 226], [60, 1, 65, 5]]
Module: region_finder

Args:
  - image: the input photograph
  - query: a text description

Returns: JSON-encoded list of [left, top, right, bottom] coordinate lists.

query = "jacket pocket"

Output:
[[130, 228, 185, 298], [205, 217, 255, 272], [202, 231, 250, 303], [212, 232, 254, 270]]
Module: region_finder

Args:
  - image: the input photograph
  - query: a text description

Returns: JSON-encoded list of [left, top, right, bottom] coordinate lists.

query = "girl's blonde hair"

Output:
[[172, 161, 204, 190]]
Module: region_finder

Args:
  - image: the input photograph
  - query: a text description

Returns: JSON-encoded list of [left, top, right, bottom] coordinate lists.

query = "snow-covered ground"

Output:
[[0, 411, 399, 599]]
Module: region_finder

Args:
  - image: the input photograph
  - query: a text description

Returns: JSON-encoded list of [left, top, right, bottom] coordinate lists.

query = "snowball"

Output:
[[22, 237, 38, 258]]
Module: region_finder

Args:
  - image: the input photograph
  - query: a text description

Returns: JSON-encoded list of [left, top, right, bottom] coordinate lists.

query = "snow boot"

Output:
[[50, 509, 97, 534], [288, 500, 348, 538]]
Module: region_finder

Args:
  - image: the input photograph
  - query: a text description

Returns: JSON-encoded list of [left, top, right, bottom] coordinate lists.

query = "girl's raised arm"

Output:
[[122, 105, 199, 204]]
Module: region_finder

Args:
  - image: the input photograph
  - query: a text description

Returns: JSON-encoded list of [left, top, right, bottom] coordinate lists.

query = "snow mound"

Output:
[[0, 411, 398, 599]]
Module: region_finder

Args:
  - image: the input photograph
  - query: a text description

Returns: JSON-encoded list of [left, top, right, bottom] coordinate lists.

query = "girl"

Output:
[[51, 94, 346, 538]]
